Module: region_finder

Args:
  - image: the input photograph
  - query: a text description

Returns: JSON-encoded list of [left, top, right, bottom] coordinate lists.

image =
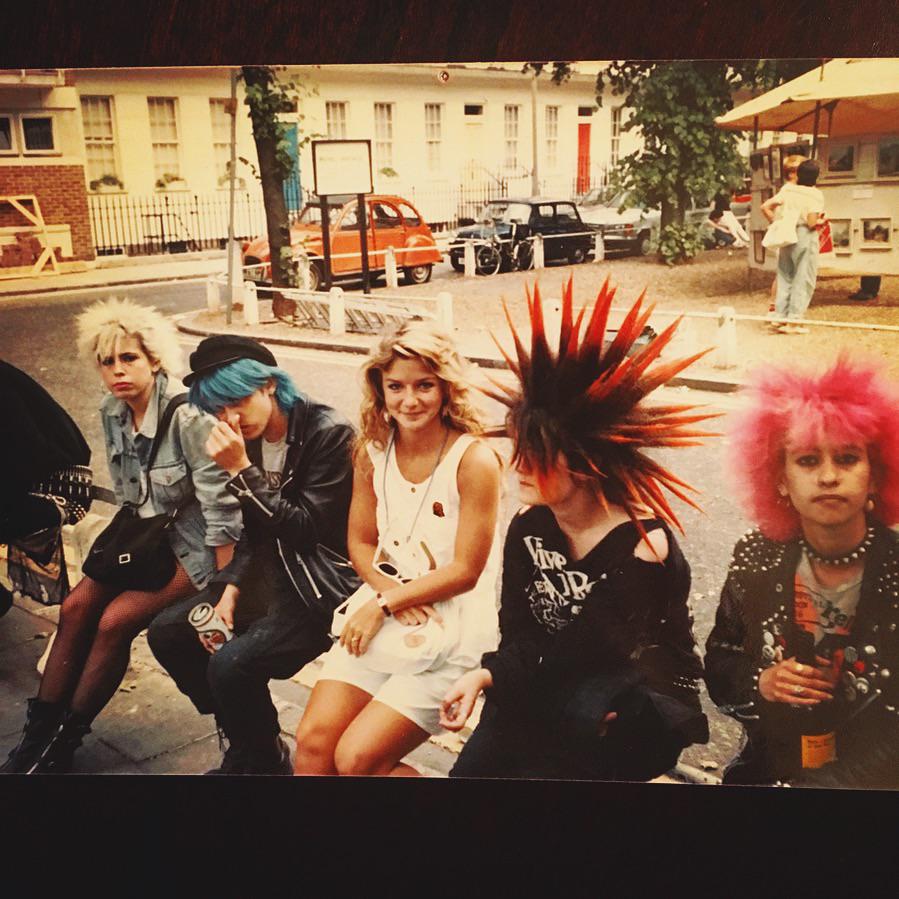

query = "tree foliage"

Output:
[[597, 59, 818, 264], [522, 61, 573, 84], [241, 66, 318, 317]]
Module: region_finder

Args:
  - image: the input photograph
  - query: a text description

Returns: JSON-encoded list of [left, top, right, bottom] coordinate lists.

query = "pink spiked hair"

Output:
[[728, 353, 899, 541]]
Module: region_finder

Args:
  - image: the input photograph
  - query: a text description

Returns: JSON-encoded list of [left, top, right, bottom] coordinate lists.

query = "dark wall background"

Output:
[[3, 0, 898, 67]]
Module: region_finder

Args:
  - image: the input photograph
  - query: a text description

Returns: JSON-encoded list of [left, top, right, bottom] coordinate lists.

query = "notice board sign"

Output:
[[312, 139, 373, 196]]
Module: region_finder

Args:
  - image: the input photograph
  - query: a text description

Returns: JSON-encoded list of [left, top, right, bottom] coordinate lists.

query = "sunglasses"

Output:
[[373, 559, 412, 584]]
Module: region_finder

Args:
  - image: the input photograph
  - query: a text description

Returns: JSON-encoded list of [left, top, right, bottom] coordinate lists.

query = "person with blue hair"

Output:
[[148, 335, 358, 774]]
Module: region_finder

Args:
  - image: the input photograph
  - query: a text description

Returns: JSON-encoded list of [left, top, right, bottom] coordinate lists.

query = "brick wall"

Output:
[[0, 165, 95, 261]]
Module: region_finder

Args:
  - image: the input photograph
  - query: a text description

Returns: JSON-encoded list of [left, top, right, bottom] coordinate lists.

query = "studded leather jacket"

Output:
[[705, 522, 899, 789]]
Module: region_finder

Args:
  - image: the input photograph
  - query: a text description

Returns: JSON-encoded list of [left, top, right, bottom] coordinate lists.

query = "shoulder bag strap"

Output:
[[136, 393, 189, 509]]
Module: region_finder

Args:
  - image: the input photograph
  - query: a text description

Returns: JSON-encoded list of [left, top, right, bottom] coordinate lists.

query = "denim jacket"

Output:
[[99, 371, 243, 589]]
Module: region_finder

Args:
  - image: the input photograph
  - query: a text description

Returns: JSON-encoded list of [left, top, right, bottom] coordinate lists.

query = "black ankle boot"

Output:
[[0, 698, 65, 774], [28, 710, 92, 774], [0, 583, 13, 619], [244, 735, 292, 776], [204, 720, 248, 775]]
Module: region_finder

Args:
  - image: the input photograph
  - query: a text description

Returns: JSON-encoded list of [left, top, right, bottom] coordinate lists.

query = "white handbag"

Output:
[[330, 582, 458, 676], [762, 211, 799, 250]]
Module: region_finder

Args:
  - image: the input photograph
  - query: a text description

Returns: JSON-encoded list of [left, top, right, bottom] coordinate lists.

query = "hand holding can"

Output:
[[189, 601, 233, 653]]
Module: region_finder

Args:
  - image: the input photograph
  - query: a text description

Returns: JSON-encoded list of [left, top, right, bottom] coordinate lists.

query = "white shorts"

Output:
[[317, 641, 469, 735]]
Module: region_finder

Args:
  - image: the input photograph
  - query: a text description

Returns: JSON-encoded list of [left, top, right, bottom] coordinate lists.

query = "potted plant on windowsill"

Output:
[[90, 173, 125, 193], [155, 172, 188, 191]]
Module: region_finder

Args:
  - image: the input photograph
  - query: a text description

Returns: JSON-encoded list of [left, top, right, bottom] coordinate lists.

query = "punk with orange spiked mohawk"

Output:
[[481, 276, 719, 536]]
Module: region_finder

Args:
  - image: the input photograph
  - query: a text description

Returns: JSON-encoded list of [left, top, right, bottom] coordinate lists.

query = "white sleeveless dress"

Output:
[[368, 432, 500, 669]]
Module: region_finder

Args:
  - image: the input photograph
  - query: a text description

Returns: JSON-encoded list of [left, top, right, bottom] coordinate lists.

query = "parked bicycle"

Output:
[[471, 222, 535, 276]]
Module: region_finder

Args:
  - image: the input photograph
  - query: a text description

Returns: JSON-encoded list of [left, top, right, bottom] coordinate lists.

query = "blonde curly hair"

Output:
[[356, 320, 486, 462], [76, 297, 183, 376]]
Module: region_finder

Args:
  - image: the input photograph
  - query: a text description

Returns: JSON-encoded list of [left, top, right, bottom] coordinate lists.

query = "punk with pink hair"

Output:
[[727, 354, 899, 541]]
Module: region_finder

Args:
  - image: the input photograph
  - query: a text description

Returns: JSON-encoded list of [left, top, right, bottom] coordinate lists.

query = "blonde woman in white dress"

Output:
[[293, 322, 501, 776]]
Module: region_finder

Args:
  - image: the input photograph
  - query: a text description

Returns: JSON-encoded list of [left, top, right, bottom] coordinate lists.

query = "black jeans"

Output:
[[451, 680, 684, 782], [147, 547, 331, 747]]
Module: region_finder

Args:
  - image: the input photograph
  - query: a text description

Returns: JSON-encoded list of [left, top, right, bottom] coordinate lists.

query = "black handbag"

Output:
[[81, 395, 188, 592]]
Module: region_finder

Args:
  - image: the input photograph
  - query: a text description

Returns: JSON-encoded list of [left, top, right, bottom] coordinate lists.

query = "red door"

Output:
[[577, 123, 591, 194]]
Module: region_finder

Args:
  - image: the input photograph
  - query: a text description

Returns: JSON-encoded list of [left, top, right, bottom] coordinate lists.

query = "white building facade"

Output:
[[2, 63, 637, 260]]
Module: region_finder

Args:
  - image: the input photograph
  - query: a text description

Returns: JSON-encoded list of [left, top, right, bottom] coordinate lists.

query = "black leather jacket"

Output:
[[213, 392, 360, 618], [705, 522, 899, 789]]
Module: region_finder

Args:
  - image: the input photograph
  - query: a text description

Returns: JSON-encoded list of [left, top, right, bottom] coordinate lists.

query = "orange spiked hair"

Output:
[[482, 277, 720, 533]]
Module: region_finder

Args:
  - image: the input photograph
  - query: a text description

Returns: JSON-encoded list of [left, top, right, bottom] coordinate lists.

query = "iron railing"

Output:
[[87, 191, 269, 257]]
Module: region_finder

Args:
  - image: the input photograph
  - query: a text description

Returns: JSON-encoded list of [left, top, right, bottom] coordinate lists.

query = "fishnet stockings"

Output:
[[38, 566, 196, 720]]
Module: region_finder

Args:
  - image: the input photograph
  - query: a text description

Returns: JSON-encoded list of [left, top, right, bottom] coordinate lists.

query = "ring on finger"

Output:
[[792, 684, 804, 696]]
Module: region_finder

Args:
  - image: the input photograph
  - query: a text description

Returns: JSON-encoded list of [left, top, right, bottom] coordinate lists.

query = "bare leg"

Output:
[[333, 700, 430, 777], [293, 679, 372, 775]]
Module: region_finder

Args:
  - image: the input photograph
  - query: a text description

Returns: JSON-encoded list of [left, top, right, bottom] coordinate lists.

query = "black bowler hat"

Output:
[[183, 335, 277, 386]]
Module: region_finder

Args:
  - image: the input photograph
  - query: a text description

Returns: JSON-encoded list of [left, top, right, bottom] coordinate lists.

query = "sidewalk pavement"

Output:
[[0, 250, 228, 298]]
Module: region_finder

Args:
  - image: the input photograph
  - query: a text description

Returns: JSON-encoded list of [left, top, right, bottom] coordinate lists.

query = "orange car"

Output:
[[242, 194, 442, 291]]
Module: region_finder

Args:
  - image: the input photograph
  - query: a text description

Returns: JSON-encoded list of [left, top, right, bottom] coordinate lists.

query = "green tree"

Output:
[[597, 60, 817, 264], [241, 66, 316, 318]]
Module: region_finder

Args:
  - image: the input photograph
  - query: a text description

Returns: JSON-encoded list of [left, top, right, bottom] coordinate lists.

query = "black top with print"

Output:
[[482, 505, 705, 725]]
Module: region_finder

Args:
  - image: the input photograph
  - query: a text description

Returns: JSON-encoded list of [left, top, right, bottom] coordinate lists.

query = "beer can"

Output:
[[188, 601, 233, 651]]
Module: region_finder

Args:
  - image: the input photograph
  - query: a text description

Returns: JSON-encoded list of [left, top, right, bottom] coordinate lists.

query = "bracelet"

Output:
[[375, 592, 392, 617]]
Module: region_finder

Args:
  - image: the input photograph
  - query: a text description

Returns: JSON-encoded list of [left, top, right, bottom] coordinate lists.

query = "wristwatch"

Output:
[[375, 592, 392, 617]]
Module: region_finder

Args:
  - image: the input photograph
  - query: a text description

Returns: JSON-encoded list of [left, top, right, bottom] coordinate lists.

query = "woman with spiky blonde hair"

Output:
[[441, 278, 716, 781], [1, 299, 241, 774]]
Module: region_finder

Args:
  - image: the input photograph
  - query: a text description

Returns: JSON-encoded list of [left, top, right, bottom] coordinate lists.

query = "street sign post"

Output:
[[312, 140, 374, 293]]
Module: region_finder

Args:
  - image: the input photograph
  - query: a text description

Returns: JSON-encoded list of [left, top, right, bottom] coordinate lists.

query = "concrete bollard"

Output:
[[713, 305, 737, 369], [436, 291, 453, 331], [243, 281, 259, 326], [533, 234, 544, 270], [594, 231, 605, 263], [385, 246, 399, 289], [206, 275, 220, 312], [671, 312, 697, 359], [329, 286, 346, 337], [464, 241, 475, 278]]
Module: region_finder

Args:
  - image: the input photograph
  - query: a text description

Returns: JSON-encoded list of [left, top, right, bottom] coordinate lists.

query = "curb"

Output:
[[175, 313, 744, 394], [0, 272, 215, 299]]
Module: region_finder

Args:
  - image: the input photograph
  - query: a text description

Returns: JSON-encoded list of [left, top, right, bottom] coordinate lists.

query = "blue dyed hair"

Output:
[[188, 358, 299, 415]]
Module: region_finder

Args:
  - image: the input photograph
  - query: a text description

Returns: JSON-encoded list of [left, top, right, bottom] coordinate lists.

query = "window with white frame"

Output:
[[147, 97, 181, 184], [374, 102, 394, 169], [504, 105, 519, 170], [610, 106, 622, 167], [425, 103, 442, 171], [81, 96, 118, 185], [545, 106, 559, 169], [209, 98, 232, 183], [0, 115, 14, 154], [326, 101, 348, 139]]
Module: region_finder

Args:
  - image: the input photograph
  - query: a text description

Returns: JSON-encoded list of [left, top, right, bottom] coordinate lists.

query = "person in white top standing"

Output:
[[761, 159, 827, 335], [293, 322, 501, 776]]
